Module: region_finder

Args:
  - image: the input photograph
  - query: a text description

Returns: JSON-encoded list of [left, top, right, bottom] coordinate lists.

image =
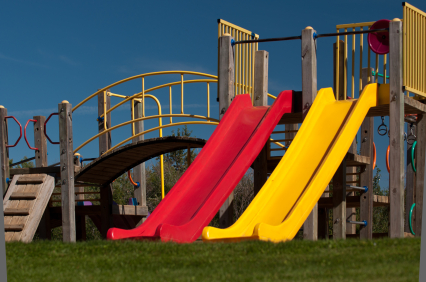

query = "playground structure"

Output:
[[1, 2, 426, 243]]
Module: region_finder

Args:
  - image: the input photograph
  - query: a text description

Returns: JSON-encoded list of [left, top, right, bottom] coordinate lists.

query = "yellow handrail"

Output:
[[100, 79, 217, 118], [72, 71, 217, 112], [104, 121, 219, 155], [73, 114, 219, 154]]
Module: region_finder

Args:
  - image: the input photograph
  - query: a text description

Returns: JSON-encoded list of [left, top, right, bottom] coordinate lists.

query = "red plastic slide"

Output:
[[107, 91, 293, 243]]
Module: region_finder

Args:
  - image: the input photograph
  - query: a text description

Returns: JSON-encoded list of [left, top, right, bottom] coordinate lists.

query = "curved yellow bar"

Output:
[[101, 79, 217, 118], [202, 84, 378, 243], [72, 71, 217, 112], [73, 114, 219, 153], [103, 121, 219, 155]]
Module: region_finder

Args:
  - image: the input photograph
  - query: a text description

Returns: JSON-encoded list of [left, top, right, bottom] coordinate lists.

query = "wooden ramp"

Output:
[[3, 174, 55, 242]]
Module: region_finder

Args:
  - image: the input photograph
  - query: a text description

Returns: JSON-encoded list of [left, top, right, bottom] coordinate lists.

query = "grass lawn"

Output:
[[5, 237, 420, 282]]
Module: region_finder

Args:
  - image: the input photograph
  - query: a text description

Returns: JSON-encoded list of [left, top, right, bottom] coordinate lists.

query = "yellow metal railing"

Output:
[[72, 71, 218, 199], [403, 2, 426, 98], [218, 19, 259, 101], [335, 21, 391, 100]]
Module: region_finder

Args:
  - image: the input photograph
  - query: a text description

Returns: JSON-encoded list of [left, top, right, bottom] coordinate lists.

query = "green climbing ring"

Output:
[[409, 203, 416, 235], [411, 141, 417, 173]]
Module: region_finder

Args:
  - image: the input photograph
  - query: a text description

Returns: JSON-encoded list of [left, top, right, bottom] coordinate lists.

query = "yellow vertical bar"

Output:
[[238, 31, 242, 95], [243, 33, 246, 93], [423, 15, 425, 93], [142, 77, 145, 117], [252, 41, 256, 99], [131, 99, 135, 136], [234, 30, 238, 95], [351, 27, 355, 98], [246, 32, 249, 94], [103, 91, 107, 130], [249, 37, 252, 100], [411, 9, 414, 90], [417, 13, 420, 91], [180, 74, 184, 114], [359, 27, 363, 95], [383, 54, 387, 84], [368, 44, 371, 82], [336, 29, 340, 99], [403, 6, 407, 92], [344, 28, 347, 100], [375, 53, 379, 81], [207, 82, 210, 120], [218, 23, 221, 37], [160, 154, 164, 199], [169, 86, 172, 124]]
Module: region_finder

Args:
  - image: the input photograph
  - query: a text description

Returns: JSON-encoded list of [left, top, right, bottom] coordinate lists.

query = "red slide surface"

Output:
[[107, 91, 293, 243]]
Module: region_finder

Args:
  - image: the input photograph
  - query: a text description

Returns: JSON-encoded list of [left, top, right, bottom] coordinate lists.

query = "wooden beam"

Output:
[[388, 19, 404, 238], [0, 106, 8, 195], [218, 34, 235, 228], [132, 100, 146, 210], [98, 91, 114, 238], [333, 158, 346, 239], [405, 122, 416, 233], [58, 101, 76, 242], [253, 50, 269, 196], [302, 26, 318, 241], [10, 167, 60, 175], [360, 68, 374, 239], [346, 141, 357, 235], [0, 141, 6, 279], [415, 114, 426, 237]]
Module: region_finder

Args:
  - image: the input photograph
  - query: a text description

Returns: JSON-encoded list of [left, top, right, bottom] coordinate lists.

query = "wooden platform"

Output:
[[318, 195, 389, 208], [3, 174, 55, 242], [267, 152, 370, 173], [75, 136, 206, 186], [278, 96, 426, 125]]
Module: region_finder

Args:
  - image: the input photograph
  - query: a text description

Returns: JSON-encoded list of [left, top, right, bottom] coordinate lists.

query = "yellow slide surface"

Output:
[[202, 84, 378, 243]]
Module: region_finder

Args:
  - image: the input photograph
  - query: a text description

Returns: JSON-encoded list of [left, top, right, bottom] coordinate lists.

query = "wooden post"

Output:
[[346, 142, 357, 235], [389, 19, 404, 238], [333, 159, 346, 239], [58, 101, 76, 242], [359, 68, 374, 239], [74, 153, 86, 241], [33, 115, 51, 239], [0, 106, 8, 196], [218, 34, 234, 228], [405, 123, 416, 233], [0, 106, 7, 278], [253, 50, 269, 196], [302, 26, 318, 241], [415, 114, 426, 237], [132, 100, 146, 209], [98, 91, 114, 237]]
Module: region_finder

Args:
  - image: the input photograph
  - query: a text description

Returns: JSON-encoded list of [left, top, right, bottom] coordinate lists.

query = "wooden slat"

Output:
[[4, 208, 30, 215], [10, 167, 60, 175], [112, 205, 149, 216], [4, 224, 24, 231], [17, 174, 46, 184], [319, 195, 389, 208], [9, 192, 37, 200], [9, 182, 33, 241]]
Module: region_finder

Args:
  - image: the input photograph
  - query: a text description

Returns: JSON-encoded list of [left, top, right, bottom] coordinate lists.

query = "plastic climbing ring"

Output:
[[386, 145, 390, 173], [411, 141, 417, 173], [409, 203, 416, 235], [372, 142, 376, 170], [127, 170, 140, 187]]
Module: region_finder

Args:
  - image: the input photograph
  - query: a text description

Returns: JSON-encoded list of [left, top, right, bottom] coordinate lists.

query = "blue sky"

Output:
[[1, 0, 425, 189]]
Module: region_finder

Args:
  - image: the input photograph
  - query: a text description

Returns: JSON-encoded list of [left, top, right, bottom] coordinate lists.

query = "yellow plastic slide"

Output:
[[202, 84, 378, 243]]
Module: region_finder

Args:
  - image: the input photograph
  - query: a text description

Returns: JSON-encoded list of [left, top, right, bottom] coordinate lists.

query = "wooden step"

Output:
[[16, 175, 46, 185], [345, 152, 370, 167], [4, 208, 30, 215], [9, 192, 38, 200], [4, 224, 24, 231]]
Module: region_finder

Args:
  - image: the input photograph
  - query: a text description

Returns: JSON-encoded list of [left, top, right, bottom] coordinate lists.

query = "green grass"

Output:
[[6, 238, 420, 282]]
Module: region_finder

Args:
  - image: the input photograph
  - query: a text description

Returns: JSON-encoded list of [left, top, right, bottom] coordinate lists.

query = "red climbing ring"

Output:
[[44, 113, 60, 144], [386, 145, 390, 173], [127, 170, 139, 187], [24, 119, 39, 151], [372, 142, 376, 170], [4, 116, 22, 148]]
